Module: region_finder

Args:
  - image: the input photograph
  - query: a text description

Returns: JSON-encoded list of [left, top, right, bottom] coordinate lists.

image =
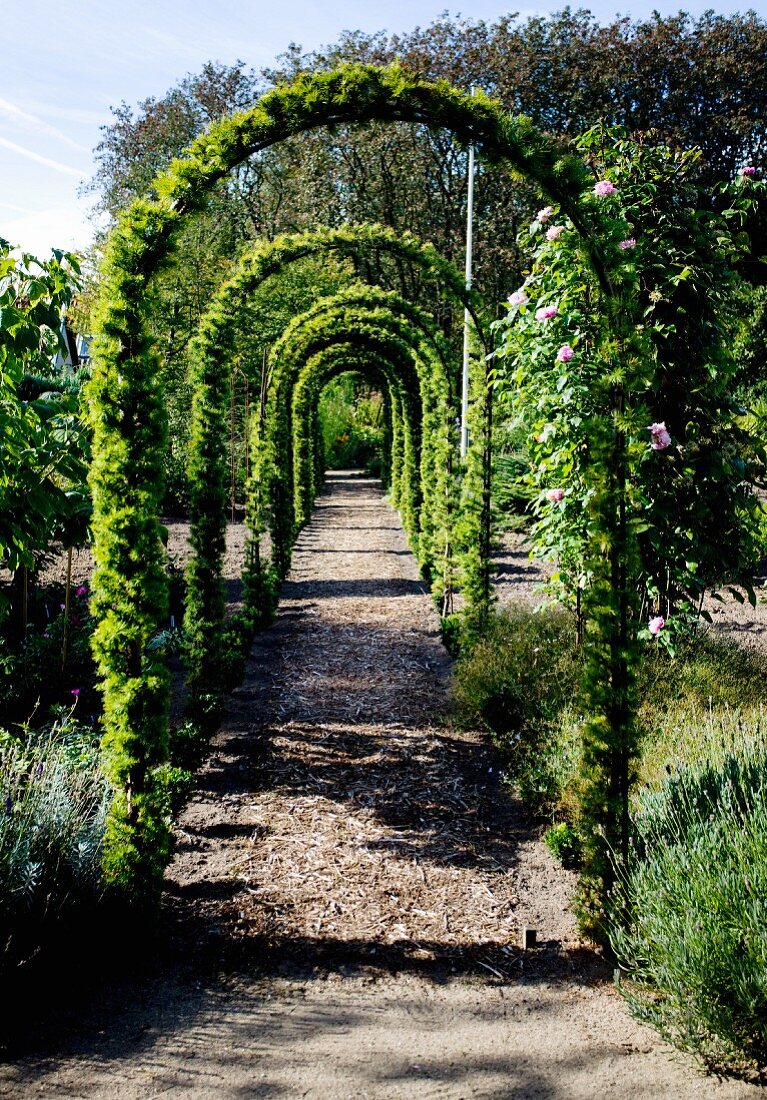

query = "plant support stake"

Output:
[[460, 100, 475, 460]]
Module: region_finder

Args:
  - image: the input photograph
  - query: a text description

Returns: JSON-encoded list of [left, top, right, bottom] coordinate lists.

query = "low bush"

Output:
[[544, 821, 582, 868], [454, 610, 767, 821], [610, 720, 767, 1076], [452, 607, 581, 738], [0, 719, 110, 973], [453, 608, 584, 814]]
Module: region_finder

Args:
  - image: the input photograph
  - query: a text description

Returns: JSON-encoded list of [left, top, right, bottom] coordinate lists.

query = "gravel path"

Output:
[[0, 474, 759, 1098]]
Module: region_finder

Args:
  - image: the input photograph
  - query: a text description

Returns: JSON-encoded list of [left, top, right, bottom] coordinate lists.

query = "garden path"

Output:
[[0, 473, 758, 1099]]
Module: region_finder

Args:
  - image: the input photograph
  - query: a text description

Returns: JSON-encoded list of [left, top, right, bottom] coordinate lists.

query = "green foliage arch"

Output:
[[259, 287, 452, 568], [184, 224, 490, 713], [88, 62, 629, 898]]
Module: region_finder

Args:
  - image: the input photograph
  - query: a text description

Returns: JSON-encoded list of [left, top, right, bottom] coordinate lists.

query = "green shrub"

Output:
[[0, 723, 110, 972], [452, 608, 582, 813], [610, 722, 767, 1075], [544, 821, 582, 869], [454, 612, 767, 822], [453, 607, 581, 736]]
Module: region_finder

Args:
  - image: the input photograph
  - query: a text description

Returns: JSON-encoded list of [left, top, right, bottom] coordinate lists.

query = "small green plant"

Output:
[[153, 762, 196, 817], [544, 821, 582, 869]]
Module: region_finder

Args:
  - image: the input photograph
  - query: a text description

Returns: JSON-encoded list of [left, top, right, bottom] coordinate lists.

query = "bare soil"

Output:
[[493, 528, 767, 648], [0, 475, 761, 1098]]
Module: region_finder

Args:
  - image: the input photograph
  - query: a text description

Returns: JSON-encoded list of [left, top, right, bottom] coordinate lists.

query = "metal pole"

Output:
[[460, 112, 475, 460]]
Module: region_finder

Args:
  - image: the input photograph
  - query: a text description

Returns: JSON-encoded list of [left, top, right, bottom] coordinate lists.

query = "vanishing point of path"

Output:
[[0, 473, 759, 1098]]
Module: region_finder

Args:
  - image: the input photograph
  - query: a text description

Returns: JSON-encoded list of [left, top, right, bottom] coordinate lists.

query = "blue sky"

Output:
[[3, 0, 766, 256]]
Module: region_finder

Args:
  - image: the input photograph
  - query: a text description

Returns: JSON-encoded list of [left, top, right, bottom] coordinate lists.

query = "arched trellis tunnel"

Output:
[[88, 63, 637, 897], [187, 297, 456, 704], [185, 231, 489, 706], [262, 286, 454, 548]]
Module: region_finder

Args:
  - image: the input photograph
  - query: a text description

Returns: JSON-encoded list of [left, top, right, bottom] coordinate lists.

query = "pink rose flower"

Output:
[[537, 206, 555, 223], [649, 421, 672, 450], [740, 166, 756, 176], [546, 225, 564, 241], [535, 305, 558, 321], [594, 180, 617, 197], [508, 290, 528, 306], [619, 238, 636, 250], [556, 344, 574, 362], [546, 488, 565, 503], [76, 585, 88, 598], [648, 616, 665, 636], [71, 688, 81, 697]]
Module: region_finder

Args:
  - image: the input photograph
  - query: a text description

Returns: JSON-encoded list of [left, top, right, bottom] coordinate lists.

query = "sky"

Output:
[[3, 0, 766, 257]]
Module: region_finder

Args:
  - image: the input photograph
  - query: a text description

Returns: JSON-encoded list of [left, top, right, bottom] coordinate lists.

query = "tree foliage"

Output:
[[0, 242, 87, 578], [87, 9, 767, 326]]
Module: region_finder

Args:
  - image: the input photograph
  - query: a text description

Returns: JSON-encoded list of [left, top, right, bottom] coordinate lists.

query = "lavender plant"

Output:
[[0, 720, 110, 971]]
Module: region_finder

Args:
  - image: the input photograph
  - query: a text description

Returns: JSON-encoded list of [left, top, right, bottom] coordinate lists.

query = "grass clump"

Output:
[[454, 609, 767, 820], [610, 718, 767, 1076], [0, 720, 110, 973], [452, 608, 583, 811]]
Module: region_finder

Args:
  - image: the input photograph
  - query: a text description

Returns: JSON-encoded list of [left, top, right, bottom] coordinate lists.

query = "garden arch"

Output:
[[89, 63, 632, 893], [262, 298, 445, 559], [191, 222, 491, 358], [186, 281, 468, 705], [184, 228, 490, 714]]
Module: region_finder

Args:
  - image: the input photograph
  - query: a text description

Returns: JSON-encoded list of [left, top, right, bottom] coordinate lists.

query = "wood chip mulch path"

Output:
[[167, 471, 585, 980]]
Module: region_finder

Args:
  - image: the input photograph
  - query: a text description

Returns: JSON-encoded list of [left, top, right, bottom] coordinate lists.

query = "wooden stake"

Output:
[[230, 370, 236, 523], [521, 926, 537, 950], [61, 547, 72, 670]]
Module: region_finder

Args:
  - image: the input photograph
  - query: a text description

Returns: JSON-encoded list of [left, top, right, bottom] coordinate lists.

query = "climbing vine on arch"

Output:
[[492, 130, 765, 927], [184, 224, 493, 718], [88, 62, 641, 906]]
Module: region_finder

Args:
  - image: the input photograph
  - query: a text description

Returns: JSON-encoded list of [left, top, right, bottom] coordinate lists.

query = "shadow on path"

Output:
[[1, 472, 607, 1077]]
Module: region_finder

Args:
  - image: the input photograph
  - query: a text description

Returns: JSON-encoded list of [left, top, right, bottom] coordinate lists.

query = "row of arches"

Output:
[[183, 228, 490, 706], [87, 64, 628, 894]]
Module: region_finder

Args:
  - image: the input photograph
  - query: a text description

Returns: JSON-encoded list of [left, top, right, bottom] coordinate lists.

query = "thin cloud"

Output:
[[0, 136, 85, 178], [26, 102, 107, 127], [0, 200, 37, 215], [0, 96, 91, 153]]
